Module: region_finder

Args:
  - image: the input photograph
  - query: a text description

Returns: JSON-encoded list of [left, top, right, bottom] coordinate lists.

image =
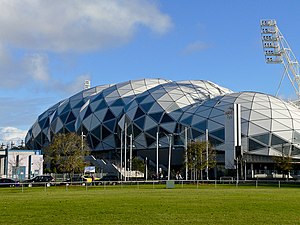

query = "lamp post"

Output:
[[205, 129, 209, 180], [236, 157, 239, 185], [120, 130, 123, 180], [185, 127, 188, 180], [167, 134, 172, 181], [156, 131, 159, 179], [244, 160, 247, 181], [129, 134, 133, 178], [81, 132, 86, 151], [124, 123, 127, 181]]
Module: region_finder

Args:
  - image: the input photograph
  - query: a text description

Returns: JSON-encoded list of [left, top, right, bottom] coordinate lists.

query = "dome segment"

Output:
[[74, 78, 170, 150], [123, 80, 232, 150], [25, 84, 112, 149], [180, 92, 300, 158]]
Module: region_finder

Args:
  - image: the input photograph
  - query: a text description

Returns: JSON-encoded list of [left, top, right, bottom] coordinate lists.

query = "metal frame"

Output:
[[260, 19, 300, 102]]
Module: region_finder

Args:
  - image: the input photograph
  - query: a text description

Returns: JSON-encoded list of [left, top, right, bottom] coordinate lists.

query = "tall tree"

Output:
[[44, 133, 90, 175], [186, 140, 216, 179]]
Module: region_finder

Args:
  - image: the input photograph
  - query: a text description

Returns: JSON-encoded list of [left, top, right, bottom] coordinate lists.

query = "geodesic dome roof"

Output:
[[180, 92, 300, 158], [122, 80, 233, 149], [25, 84, 112, 149], [74, 78, 170, 150]]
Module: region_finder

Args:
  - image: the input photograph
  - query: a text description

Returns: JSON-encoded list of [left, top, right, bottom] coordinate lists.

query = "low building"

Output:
[[0, 149, 43, 180]]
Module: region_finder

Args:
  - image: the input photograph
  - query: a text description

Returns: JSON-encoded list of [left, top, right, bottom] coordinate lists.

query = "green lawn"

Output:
[[0, 184, 300, 224]]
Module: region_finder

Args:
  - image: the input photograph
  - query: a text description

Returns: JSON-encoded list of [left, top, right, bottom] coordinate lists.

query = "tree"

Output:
[[132, 157, 145, 173], [273, 155, 293, 179], [186, 140, 216, 180], [43, 133, 90, 175]]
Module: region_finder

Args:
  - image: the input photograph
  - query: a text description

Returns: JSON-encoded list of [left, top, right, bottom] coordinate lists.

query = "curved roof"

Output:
[[123, 80, 232, 149], [25, 84, 112, 149], [181, 92, 300, 157]]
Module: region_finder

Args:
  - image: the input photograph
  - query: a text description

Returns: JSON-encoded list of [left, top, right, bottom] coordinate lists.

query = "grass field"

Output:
[[0, 184, 300, 224]]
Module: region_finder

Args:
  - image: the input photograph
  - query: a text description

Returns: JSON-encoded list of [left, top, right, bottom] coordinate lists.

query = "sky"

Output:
[[1, 0, 300, 145]]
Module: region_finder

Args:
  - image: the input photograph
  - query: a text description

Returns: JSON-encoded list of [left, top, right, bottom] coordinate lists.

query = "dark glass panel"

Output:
[[145, 134, 156, 147], [291, 145, 300, 156], [135, 116, 146, 130], [192, 128, 203, 139], [60, 112, 69, 124], [149, 112, 163, 123], [134, 107, 145, 120], [66, 111, 76, 124], [61, 103, 71, 114], [252, 133, 269, 145], [135, 94, 148, 104], [249, 139, 265, 151], [65, 123, 75, 132], [104, 119, 116, 132], [133, 124, 142, 138], [111, 99, 124, 107], [74, 99, 85, 109], [103, 109, 115, 121], [271, 134, 288, 146], [161, 113, 174, 123], [91, 126, 101, 138], [90, 134, 100, 149], [83, 106, 92, 120], [140, 102, 154, 112], [95, 100, 107, 111], [146, 127, 158, 138], [102, 126, 111, 139], [181, 115, 193, 125], [210, 128, 225, 141], [208, 136, 223, 146], [194, 121, 207, 132]]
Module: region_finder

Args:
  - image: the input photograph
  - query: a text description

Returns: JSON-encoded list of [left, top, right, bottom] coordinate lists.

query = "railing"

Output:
[[2, 179, 300, 192]]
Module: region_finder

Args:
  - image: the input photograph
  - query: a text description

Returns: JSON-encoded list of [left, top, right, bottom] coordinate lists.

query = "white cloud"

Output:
[[24, 53, 50, 82], [182, 41, 211, 55], [0, 0, 172, 93], [0, 127, 27, 145], [0, 50, 89, 95], [0, 0, 172, 52]]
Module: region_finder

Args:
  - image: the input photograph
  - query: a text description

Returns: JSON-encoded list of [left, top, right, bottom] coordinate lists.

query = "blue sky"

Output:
[[1, 0, 300, 144]]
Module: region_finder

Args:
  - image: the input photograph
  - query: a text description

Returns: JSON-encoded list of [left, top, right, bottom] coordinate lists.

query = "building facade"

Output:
[[25, 79, 300, 178], [0, 149, 43, 180]]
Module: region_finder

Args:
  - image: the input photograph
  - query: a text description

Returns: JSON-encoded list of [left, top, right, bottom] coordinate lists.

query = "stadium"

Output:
[[25, 78, 300, 179]]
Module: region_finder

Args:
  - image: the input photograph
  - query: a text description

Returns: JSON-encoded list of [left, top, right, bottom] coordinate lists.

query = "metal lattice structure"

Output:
[[260, 19, 300, 102], [122, 80, 232, 149], [180, 92, 300, 158], [26, 78, 300, 163]]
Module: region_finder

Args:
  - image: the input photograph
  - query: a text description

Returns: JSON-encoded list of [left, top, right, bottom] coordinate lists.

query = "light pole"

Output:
[[185, 127, 188, 180], [236, 157, 239, 185], [129, 134, 133, 178], [120, 130, 123, 180], [124, 123, 127, 181], [156, 131, 159, 179], [158, 133, 172, 180], [205, 129, 209, 180], [167, 134, 172, 181], [145, 157, 148, 180], [244, 160, 247, 181], [81, 132, 86, 151]]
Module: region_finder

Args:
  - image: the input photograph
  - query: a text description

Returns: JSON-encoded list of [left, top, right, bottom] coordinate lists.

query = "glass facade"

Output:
[[26, 79, 300, 160]]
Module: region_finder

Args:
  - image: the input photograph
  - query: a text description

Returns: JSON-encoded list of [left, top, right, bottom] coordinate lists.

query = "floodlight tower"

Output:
[[260, 19, 300, 104]]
